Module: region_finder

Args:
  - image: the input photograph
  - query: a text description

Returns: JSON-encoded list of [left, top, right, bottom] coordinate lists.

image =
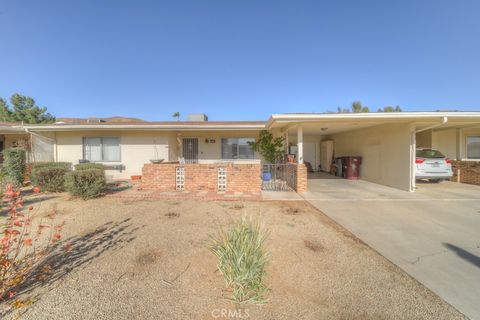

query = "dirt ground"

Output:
[[1, 193, 466, 320]]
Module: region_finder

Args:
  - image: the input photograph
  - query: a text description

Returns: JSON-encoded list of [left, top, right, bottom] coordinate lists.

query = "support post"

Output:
[[297, 125, 303, 164], [284, 128, 289, 155]]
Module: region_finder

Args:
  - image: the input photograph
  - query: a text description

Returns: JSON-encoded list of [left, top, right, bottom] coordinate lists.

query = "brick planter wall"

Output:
[[451, 161, 480, 186], [296, 163, 308, 193], [142, 163, 178, 191], [141, 163, 262, 192]]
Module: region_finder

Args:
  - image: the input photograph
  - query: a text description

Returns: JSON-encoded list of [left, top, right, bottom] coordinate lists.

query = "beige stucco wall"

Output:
[[53, 130, 261, 180], [431, 129, 457, 159], [416, 130, 432, 148], [431, 127, 480, 160], [55, 130, 173, 180], [330, 123, 413, 191]]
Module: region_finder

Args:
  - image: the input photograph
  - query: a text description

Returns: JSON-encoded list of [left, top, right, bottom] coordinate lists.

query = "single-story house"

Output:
[[1, 112, 479, 193]]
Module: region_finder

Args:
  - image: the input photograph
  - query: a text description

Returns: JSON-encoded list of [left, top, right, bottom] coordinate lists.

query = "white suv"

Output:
[[415, 148, 453, 182]]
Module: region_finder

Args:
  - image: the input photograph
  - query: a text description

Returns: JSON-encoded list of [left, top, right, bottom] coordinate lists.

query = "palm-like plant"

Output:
[[172, 112, 180, 121]]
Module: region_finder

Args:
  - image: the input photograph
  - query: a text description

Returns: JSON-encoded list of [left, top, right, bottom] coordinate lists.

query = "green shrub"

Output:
[[66, 169, 106, 199], [31, 162, 72, 170], [31, 167, 70, 192], [3, 148, 26, 186], [210, 218, 269, 304], [30, 162, 72, 186], [0, 170, 22, 193], [74, 163, 105, 171]]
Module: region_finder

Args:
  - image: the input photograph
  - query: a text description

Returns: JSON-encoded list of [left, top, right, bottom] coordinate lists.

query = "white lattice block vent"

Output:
[[176, 167, 185, 191], [217, 167, 227, 192]]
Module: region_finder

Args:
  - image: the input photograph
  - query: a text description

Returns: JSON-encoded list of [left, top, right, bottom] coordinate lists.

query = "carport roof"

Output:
[[267, 112, 480, 134]]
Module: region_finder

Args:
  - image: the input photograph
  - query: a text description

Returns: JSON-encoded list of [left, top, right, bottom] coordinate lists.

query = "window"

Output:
[[83, 137, 120, 162], [467, 136, 480, 159], [221, 138, 255, 160], [416, 149, 445, 159]]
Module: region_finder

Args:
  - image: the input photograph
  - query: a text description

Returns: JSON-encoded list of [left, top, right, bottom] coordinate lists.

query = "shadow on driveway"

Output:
[[443, 243, 480, 269]]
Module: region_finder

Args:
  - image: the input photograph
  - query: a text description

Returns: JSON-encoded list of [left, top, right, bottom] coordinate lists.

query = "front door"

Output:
[[182, 138, 198, 163]]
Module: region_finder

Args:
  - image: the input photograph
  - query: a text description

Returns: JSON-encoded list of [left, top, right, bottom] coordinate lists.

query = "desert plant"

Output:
[[31, 167, 70, 192], [65, 169, 106, 199], [0, 184, 63, 304], [210, 218, 269, 304], [248, 130, 284, 164], [74, 163, 105, 171], [2, 148, 26, 186]]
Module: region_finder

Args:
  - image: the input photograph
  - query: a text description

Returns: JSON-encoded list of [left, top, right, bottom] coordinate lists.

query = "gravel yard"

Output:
[[2, 193, 465, 320]]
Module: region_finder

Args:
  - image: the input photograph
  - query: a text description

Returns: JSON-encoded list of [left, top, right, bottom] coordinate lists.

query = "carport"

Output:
[[267, 112, 480, 192]]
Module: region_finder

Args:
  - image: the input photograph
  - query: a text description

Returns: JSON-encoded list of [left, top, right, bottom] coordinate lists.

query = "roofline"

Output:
[[23, 123, 267, 131], [0, 125, 27, 132], [266, 112, 480, 128]]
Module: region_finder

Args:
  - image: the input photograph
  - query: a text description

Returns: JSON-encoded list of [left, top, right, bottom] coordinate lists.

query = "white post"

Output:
[[297, 125, 304, 164], [285, 128, 289, 154]]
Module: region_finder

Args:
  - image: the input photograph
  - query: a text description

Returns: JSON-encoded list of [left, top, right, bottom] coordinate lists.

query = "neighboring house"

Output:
[[1, 112, 480, 192]]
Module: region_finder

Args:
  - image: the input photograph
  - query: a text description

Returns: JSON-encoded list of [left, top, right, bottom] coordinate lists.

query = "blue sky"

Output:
[[0, 0, 479, 121]]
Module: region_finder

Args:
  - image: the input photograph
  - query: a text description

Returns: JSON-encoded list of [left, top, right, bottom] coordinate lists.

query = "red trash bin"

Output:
[[342, 156, 362, 180]]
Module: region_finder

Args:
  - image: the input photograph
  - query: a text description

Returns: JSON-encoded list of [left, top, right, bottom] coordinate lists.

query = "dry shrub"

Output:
[[284, 207, 300, 215], [165, 212, 179, 218], [230, 204, 244, 210], [304, 239, 324, 252], [0, 184, 64, 307]]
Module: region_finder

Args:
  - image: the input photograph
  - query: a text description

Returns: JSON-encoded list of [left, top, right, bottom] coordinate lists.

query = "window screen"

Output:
[[467, 136, 480, 159], [83, 137, 120, 162], [221, 138, 254, 160]]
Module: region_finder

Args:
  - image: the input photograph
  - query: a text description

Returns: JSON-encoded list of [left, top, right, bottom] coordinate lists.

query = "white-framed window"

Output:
[[221, 138, 255, 160], [466, 136, 480, 159], [83, 137, 121, 162]]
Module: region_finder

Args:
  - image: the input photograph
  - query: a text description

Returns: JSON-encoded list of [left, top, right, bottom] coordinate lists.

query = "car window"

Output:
[[416, 149, 445, 158]]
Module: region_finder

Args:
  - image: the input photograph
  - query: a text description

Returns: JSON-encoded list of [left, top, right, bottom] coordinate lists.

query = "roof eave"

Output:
[[24, 124, 267, 131]]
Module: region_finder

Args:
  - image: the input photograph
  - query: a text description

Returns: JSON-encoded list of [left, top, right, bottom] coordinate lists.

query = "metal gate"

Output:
[[182, 138, 198, 164], [261, 164, 297, 191]]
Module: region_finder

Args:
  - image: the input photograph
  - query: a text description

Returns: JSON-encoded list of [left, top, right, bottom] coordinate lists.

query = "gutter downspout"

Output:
[[415, 116, 448, 134], [410, 116, 449, 191]]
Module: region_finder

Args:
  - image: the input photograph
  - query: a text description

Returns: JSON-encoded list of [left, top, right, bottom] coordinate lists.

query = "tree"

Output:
[[0, 94, 55, 123], [248, 130, 284, 164], [0, 98, 12, 122], [336, 106, 350, 113], [351, 101, 369, 113], [377, 105, 402, 112], [172, 112, 180, 121]]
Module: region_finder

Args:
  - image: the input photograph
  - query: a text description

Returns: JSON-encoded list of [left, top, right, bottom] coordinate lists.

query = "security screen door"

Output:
[[182, 138, 198, 163]]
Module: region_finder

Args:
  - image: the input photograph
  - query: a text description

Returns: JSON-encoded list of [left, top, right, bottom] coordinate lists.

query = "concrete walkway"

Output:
[[303, 174, 480, 320]]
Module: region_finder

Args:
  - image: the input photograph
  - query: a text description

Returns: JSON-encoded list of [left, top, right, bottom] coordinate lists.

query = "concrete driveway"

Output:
[[303, 174, 480, 320]]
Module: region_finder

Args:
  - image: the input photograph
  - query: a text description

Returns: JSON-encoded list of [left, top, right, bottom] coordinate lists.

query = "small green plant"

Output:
[[2, 148, 26, 186], [210, 218, 269, 304], [74, 163, 105, 171], [66, 169, 106, 199], [248, 130, 284, 164]]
